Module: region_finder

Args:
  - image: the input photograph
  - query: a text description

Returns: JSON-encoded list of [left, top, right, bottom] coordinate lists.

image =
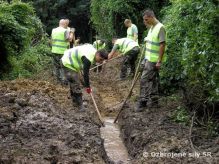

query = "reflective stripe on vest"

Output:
[[127, 25, 134, 40], [70, 49, 83, 71], [62, 44, 96, 72], [51, 27, 69, 55], [75, 49, 83, 69], [116, 38, 139, 55], [68, 50, 74, 65], [145, 22, 166, 62], [127, 24, 138, 42]]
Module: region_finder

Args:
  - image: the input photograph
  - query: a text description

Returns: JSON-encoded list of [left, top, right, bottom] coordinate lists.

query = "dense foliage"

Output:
[[23, 0, 91, 43], [91, 0, 219, 121], [161, 0, 219, 115], [0, 0, 51, 79], [161, 0, 219, 99], [90, 0, 168, 42], [1, 0, 218, 120]]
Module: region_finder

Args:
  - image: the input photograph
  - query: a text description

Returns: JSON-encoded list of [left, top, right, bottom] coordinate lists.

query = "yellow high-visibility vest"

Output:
[[62, 44, 96, 72], [127, 24, 138, 42], [145, 22, 167, 62], [115, 38, 139, 55], [51, 27, 69, 55]]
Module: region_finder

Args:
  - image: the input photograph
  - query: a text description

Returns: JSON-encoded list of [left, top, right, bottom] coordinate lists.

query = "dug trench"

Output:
[[91, 58, 219, 164], [0, 57, 218, 163]]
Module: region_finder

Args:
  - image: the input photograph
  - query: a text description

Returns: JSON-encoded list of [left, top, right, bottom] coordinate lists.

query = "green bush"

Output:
[[160, 0, 219, 105], [4, 39, 52, 79], [0, 1, 51, 79], [171, 106, 190, 125], [23, 0, 91, 42], [90, 0, 169, 42]]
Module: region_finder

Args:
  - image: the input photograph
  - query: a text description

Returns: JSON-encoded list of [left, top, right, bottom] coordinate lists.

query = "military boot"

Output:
[[135, 100, 147, 112], [77, 95, 86, 112], [72, 93, 86, 112], [148, 97, 160, 108]]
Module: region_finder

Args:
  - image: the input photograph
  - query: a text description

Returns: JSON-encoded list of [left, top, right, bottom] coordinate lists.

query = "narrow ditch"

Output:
[[100, 118, 130, 163], [91, 69, 132, 163]]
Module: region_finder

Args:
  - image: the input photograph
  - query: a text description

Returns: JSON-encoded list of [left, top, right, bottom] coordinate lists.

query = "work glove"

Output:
[[86, 87, 92, 94]]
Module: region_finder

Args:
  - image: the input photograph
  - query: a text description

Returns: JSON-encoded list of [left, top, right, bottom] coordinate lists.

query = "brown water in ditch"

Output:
[[100, 117, 131, 163]]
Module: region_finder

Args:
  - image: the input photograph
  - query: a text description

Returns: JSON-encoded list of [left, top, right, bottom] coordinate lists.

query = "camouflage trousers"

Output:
[[120, 46, 140, 78], [139, 60, 159, 105], [63, 67, 83, 106], [52, 55, 65, 83]]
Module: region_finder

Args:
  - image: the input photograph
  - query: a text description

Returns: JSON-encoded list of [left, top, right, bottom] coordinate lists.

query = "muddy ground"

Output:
[[118, 102, 219, 163], [91, 59, 219, 164], [0, 57, 218, 164], [0, 79, 110, 163]]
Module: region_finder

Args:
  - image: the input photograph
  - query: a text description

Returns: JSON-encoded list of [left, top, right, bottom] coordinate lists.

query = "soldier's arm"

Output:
[[158, 42, 165, 63], [133, 25, 138, 41], [81, 56, 91, 88], [158, 27, 166, 62], [108, 44, 119, 59], [156, 27, 166, 70], [64, 30, 73, 42]]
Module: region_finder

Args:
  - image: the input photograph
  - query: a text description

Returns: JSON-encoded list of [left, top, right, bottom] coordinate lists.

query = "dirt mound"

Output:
[[90, 58, 219, 163], [1, 57, 218, 163], [90, 58, 139, 117], [0, 79, 109, 163], [118, 102, 219, 163]]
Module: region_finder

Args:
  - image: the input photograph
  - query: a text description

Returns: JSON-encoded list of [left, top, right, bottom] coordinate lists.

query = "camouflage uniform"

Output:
[[120, 46, 140, 78], [63, 67, 83, 106], [139, 60, 159, 107], [53, 55, 65, 83]]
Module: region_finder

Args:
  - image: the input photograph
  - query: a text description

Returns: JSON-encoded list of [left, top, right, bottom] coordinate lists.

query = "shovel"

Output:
[[90, 92, 105, 126], [114, 72, 141, 123]]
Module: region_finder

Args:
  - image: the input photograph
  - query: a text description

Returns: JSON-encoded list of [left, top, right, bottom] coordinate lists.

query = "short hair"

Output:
[[97, 49, 108, 59], [59, 19, 66, 26], [124, 19, 131, 24], [143, 9, 155, 17]]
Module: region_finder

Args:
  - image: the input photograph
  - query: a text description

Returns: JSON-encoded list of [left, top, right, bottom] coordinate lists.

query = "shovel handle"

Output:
[[114, 72, 141, 123], [90, 55, 122, 71], [90, 92, 105, 126]]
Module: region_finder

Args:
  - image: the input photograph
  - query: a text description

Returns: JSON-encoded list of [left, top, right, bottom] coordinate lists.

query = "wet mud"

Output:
[[118, 102, 219, 163], [91, 58, 219, 164], [0, 57, 218, 164], [0, 79, 110, 163], [100, 118, 130, 163]]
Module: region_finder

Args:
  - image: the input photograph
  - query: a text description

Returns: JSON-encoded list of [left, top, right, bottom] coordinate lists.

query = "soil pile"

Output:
[[118, 103, 219, 163], [0, 57, 218, 163], [91, 58, 219, 164], [0, 79, 109, 163]]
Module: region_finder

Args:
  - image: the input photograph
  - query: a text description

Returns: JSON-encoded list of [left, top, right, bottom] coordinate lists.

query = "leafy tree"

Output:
[[0, 0, 51, 79], [90, 0, 169, 42], [23, 0, 91, 43], [161, 0, 219, 115]]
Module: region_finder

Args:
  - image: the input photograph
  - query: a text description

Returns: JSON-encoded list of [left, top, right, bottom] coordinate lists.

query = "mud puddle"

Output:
[[100, 117, 130, 163]]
